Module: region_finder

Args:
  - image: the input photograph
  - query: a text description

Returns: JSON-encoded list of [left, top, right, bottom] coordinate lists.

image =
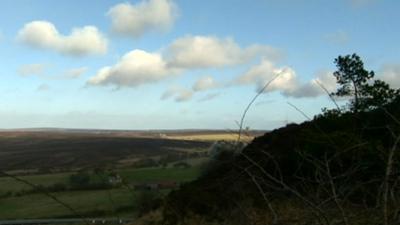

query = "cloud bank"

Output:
[[166, 36, 281, 69], [235, 59, 337, 98], [88, 35, 279, 89]]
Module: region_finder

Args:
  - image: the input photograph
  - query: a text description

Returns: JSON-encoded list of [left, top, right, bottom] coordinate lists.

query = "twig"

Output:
[[237, 73, 281, 143], [383, 133, 400, 225], [324, 153, 349, 225], [240, 152, 330, 224], [244, 168, 279, 224], [315, 80, 341, 111]]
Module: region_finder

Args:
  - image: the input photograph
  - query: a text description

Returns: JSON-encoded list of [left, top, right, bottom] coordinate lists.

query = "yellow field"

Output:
[[166, 133, 255, 142]]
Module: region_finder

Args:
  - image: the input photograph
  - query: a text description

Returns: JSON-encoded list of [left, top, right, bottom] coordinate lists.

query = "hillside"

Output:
[[0, 131, 211, 171], [158, 96, 400, 225]]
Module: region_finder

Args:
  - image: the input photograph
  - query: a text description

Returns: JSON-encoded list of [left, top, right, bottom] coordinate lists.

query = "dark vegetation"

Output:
[[0, 132, 210, 171], [155, 54, 400, 225]]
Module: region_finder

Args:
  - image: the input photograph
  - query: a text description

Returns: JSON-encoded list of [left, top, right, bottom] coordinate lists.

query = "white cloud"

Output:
[[235, 59, 297, 93], [18, 64, 47, 76], [379, 64, 400, 89], [161, 86, 193, 102], [88, 50, 177, 88], [324, 30, 350, 45], [287, 71, 337, 98], [108, 0, 177, 38], [235, 59, 337, 98], [192, 76, 217, 91], [166, 36, 281, 69], [63, 67, 88, 78], [198, 93, 220, 102], [17, 21, 108, 56], [88, 35, 282, 90]]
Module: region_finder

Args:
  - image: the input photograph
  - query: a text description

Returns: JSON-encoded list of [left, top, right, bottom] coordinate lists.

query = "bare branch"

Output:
[[237, 73, 281, 143], [315, 79, 341, 111], [383, 134, 400, 225]]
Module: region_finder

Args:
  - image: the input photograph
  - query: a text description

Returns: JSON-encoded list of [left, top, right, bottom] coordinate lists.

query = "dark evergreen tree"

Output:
[[332, 53, 399, 112]]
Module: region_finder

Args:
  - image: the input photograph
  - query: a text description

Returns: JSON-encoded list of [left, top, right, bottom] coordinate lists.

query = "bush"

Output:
[[69, 171, 91, 188], [172, 162, 191, 169], [135, 190, 162, 216]]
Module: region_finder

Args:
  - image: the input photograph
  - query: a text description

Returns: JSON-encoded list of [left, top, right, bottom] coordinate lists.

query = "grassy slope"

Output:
[[0, 166, 202, 219], [0, 189, 134, 219], [0, 173, 72, 193], [0, 167, 201, 194]]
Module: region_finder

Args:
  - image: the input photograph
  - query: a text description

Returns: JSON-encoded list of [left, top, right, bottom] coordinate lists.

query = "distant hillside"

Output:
[[0, 131, 211, 171]]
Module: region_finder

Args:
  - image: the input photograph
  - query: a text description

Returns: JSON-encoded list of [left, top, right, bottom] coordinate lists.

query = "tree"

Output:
[[332, 53, 399, 112], [332, 53, 374, 112], [69, 171, 90, 188], [359, 80, 400, 110]]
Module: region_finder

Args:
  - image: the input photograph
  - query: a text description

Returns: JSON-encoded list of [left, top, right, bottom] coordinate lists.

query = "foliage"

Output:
[[332, 53, 399, 112], [135, 190, 162, 216], [162, 87, 400, 224], [68, 171, 91, 188], [359, 79, 400, 110], [172, 162, 191, 169]]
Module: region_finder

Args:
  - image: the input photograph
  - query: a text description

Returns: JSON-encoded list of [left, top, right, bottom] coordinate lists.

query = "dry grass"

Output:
[[165, 133, 255, 142]]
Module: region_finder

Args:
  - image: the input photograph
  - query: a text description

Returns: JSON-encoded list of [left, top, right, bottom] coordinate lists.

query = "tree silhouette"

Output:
[[360, 80, 399, 110], [332, 53, 374, 112], [332, 53, 399, 112]]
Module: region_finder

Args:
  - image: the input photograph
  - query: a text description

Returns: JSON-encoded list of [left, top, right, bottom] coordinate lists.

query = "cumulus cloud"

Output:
[[17, 21, 108, 56], [166, 36, 281, 69], [108, 0, 177, 38], [88, 50, 177, 88], [235, 59, 337, 98], [192, 76, 217, 91], [18, 64, 47, 76], [63, 67, 88, 78], [288, 71, 337, 98], [88, 35, 282, 90], [235, 59, 297, 93], [161, 86, 193, 102], [379, 64, 400, 89]]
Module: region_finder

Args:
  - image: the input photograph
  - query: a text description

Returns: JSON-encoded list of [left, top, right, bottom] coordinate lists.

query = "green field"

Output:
[[0, 167, 201, 194], [0, 189, 134, 219], [118, 166, 202, 182], [0, 166, 202, 219], [0, 173, 72, 194]]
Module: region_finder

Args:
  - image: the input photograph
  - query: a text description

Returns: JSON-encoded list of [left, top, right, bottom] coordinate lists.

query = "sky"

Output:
[[0, 0, 399, 130]]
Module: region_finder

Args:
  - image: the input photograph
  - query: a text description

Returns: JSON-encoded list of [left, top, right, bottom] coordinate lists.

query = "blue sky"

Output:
[[0, 0, 399, 130]]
